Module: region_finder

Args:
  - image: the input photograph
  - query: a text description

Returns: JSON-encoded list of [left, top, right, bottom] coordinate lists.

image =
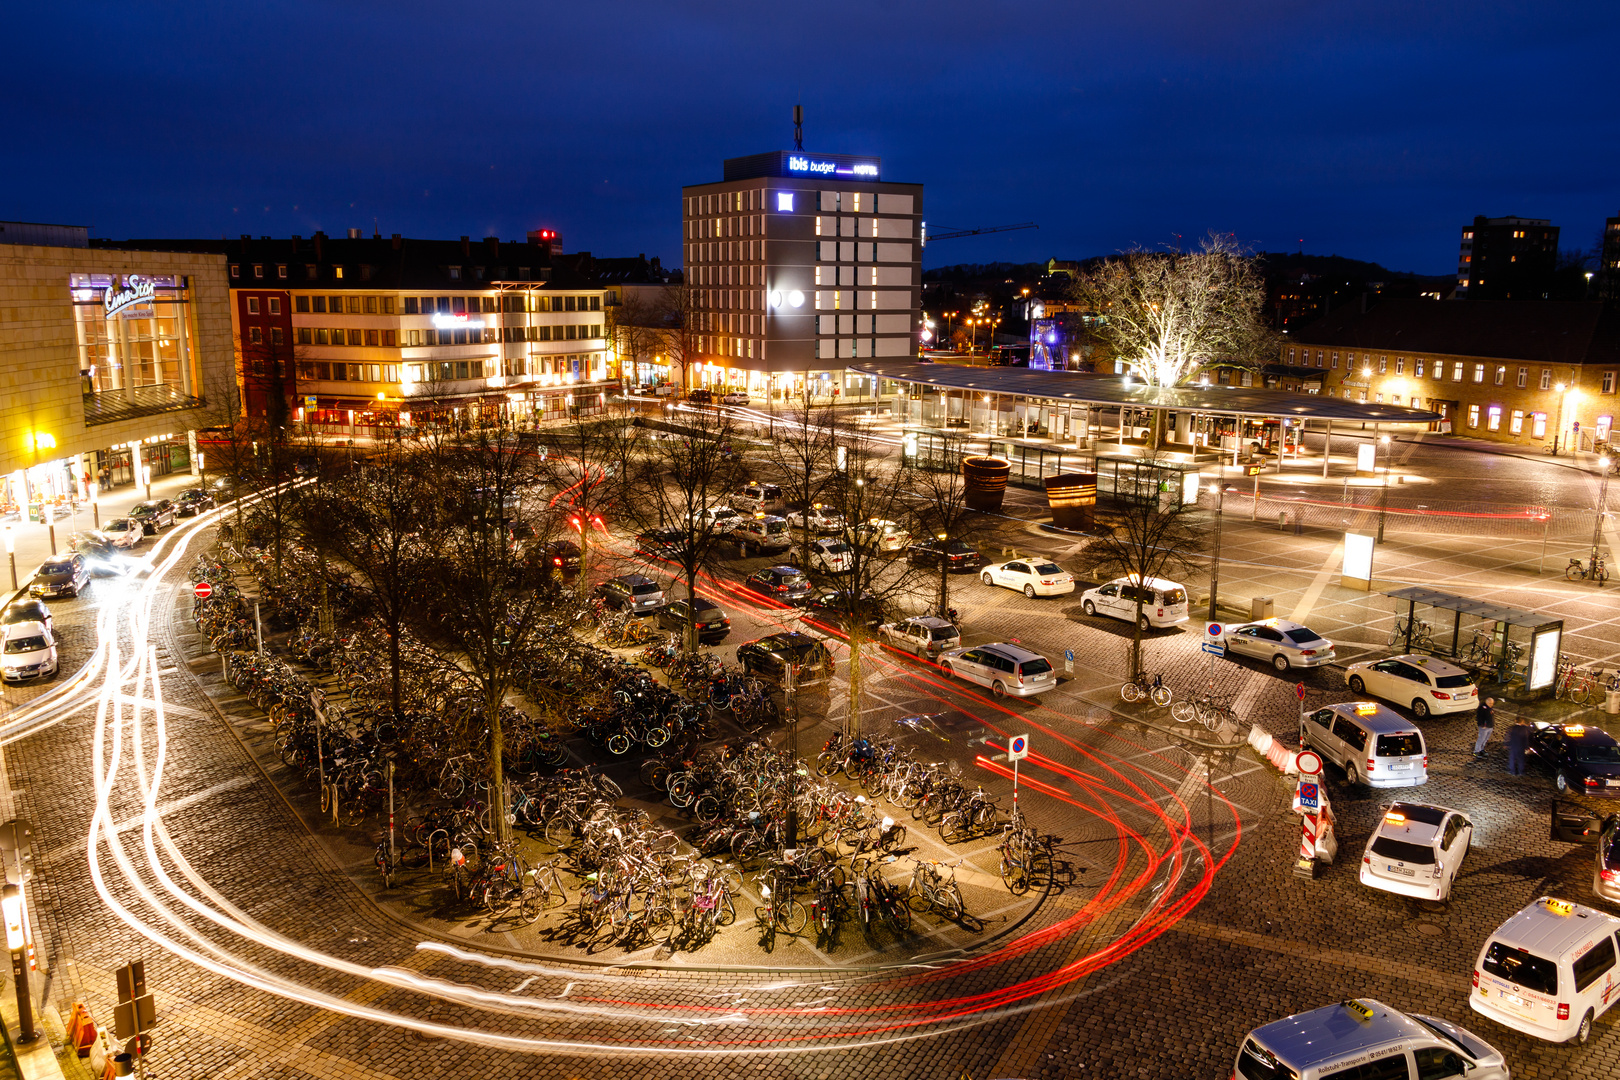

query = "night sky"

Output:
[[7, 2, 1616, 275]]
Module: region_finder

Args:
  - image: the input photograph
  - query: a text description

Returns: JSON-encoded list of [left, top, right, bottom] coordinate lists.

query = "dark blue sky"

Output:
[[7, 2, 1616, 275]]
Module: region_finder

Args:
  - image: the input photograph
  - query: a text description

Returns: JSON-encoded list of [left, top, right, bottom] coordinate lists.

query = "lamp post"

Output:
[[4, 527, 14, 591], [1376, 434, 1392, 542], [89, 481, 99, 529], [1592, 455, 1613, 582], [2, 883, 33, 1043]]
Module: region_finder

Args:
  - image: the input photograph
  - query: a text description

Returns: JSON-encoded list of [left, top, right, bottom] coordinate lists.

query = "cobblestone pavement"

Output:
[[3, 430, 1619, 1079]]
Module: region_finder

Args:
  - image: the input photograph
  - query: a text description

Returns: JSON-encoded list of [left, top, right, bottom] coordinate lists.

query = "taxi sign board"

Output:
[[1343, 1000, 1376, 1023], [1298, 781, 1319, 809], [1008, 734, 1030, 762]]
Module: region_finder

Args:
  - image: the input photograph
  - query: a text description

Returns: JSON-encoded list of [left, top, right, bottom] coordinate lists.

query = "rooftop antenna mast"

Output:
[[793, 103, 803, 151]]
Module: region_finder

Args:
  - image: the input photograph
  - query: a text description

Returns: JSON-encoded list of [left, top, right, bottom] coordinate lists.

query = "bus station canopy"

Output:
[[849, 361, 1441, 424], [1383, 586, 1552, 630]]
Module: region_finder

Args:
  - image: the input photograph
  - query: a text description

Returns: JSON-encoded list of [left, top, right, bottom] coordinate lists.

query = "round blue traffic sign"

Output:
[[1207, 622, 1223, 637], [1011, 736, 1027, 755]]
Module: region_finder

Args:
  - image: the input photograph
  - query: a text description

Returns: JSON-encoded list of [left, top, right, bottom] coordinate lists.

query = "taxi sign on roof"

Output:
[[1343, 1000, 1376, 1023], [1566, 725, 1585, 737], [1354, 702, 1379, 715], [1542, 898, 1576, 916]]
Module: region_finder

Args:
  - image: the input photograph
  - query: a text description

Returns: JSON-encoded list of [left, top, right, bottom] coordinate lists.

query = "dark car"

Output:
[[593, 573, 665, 612], [69, 531, 123, 562], [802, 589, 886, 631], [656, 596, 732, 643], [743, 565, 812, 604], [906, 538, 982, 572], [30, 553, 90, 599], [0, 598, 52, 635], [172, 488, 217, 516], [128, 500, 176, 534], [736, 632, 834, 686], [533, 539, 581, 571], [686, 388, 714, 405], [635, 528, 689, 561], [1528, 722, 1620, 796], [293, 455, 321, 477], [1598, 814, 1620, 905]]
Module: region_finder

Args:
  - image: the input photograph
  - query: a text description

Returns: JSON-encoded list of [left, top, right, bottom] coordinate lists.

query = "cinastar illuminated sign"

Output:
[[432, 313, 486, 330], [104, 276, 156, 317]]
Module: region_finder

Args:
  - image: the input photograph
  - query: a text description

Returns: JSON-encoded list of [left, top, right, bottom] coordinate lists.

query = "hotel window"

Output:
[[248, 327, 262, 344], [349, 297, 363, 314], [1487, 406, 1502, 431], [365, 330, 380, 346], [348, 329, 363, 345], [408, 330, 420, 346], [1395, 357, 1405, 374], [331, 295, 344, 311], [1468, 404, 1480, 428], [312, 296, 326, 313], [1540, 369, 1552, 390], [272, 328, 284, 346], [295, 295, 309, 313], [404, 297, 418, 314], [1510, 410, 1524, 434], [1493, 365, 1505, 385], [1473, 364, 1485, 382], [277, 264, 287, 279], [296, 328, 312, 345], [246, 297, 260, 314], [1517, 367, 1528, 388], [1452, 362, 1464, 381], [1531, 412, 1547, 438], [334, 266, 345, 279], [1378, 357, 1387, 374], [314, 329, 329, 345], [268, 297, 281, 315], [253, 265, 264, 279], [382, 329, 396, 347], [230, 264, 240, 278], [1603, 371, 1616, 394], [1415, 359, 1425, 377], [364, 296, 377, 314], [382, 297, 395, 315]]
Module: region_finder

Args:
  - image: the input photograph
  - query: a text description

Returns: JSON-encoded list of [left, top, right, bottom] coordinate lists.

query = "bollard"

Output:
[[113, 1052, 134, 1077], [1608, 689, 1620, 716], [1277, 511, 1288, 532]]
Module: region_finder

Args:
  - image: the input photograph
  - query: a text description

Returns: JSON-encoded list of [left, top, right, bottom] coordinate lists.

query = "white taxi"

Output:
[[1346, 654, 1477, 719], [980, 559, 1075, 598], [1358, 802, 1472, 901]]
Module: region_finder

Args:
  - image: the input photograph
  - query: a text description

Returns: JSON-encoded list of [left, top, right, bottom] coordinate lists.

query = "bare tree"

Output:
[[606, 292, 664, 389], [539, 405, 639, 599], [761, 384, 839, 570], [654, 283, 703, 393], [902, 432, 979, 619], [1069, 233, 1269, 393]]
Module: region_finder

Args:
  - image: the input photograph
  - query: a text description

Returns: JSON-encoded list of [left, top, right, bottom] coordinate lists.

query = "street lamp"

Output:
[[1376, 434, 1392, 542], [1591, 455, 1612, 582], [2, 883, 33, 1043], [3, 527, 13, 590]]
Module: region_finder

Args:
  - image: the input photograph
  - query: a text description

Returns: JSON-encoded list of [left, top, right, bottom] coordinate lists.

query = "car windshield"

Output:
[[1236, 1039, 1296, 1080], [1283, 628, 1323, 644], [1369, 836, 1436, 865], [1389, 802, 1447, 826], [930, 627, 958, 641], [1434, 674, 1473, 688], [39, 561, 72, 575], [823, 543, 851, 554], [1033, 563, 1062, 575], [762, 521, 786, 535], [1019, 658, 1053, 676], [3, 637, 45, 653], [778, 573, 806, 586], [630, 583, 660, 595], [1482, 942, 1558, 995], [1602, 833, 1620, 870], [1573, 742, 1620, 765], [1377, 733, 1423, 757]]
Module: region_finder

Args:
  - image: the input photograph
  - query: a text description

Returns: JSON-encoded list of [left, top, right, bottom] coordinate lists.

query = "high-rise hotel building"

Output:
[[682, 151, 922, 399]]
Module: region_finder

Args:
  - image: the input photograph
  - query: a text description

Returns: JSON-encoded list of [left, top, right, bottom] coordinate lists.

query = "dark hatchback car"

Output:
[[802, 589, 886, 631], [1528, 722, 1620, 796], [635, 528, 689, 561], [1, 598, 52, 635], [656, 597, 732, 643], [172, 488, 217, 516], [128, 500, 176, 534], [736, 632, 834, 685], [743, 565, 812, 604], [533, 539, 581, 572], [906, 538, 982, 572], [30, 554, 91, 598]]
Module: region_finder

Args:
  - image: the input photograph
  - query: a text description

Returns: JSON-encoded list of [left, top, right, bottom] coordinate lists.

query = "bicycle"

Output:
[[1171, 689, 1235, 730], [1120, 671, 1172, 708], [1566, 555, 1609, 583], [1388, 617, 1433, 650], [907, 857, 965, 921]]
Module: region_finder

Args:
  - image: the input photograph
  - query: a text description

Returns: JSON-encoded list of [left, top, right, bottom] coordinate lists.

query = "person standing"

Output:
[[1505, 716, 1531, 776], [1473, 697, 1496, 757]]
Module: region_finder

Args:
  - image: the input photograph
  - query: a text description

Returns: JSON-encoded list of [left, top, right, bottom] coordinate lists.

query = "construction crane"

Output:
[[922, 222, 1037, 246]]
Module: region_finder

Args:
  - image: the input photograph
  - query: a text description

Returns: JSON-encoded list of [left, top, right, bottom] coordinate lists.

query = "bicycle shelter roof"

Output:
[[1383, 586, 1554, 629]]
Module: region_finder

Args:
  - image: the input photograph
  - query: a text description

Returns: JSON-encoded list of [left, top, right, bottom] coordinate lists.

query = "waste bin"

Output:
[[1607, 689, 1620, 716], [1251, 597, 1274, 621]]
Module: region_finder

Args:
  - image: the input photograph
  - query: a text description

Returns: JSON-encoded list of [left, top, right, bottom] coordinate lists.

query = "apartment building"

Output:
[[1455, 215, 1559, 300], [1287, 298, 1620, 450], [682, 150, 923, 401]]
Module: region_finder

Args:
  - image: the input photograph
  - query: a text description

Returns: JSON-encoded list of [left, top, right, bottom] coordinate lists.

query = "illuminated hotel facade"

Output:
[[681, 151, 923, 401]]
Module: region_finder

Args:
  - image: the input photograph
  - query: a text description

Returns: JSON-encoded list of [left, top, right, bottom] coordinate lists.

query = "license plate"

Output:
[[1499, 991, 1526, 1008], [1609, 779, 1620, 788], [1391, 762, 1410, 770], [1388, 865, 1414, 877]]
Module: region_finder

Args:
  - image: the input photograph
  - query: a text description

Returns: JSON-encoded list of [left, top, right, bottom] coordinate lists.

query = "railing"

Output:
[[82, 385, 205, 426]]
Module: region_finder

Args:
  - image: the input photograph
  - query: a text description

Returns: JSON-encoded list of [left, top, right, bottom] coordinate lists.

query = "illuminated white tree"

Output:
[[1071, 233, 1270, 388]]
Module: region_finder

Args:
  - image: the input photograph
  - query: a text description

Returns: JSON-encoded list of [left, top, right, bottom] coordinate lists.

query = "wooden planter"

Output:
[[1044, 472, 1098, 530], [961, 456, 1011, 512]]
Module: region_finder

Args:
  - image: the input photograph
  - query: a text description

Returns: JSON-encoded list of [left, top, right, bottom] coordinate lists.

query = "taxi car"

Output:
[[1345, 654, 1477, 718], [982, 559, 1076, 598], [1220, 618, 1335, 671], [1527, 722, 1620, 796], [1358, 801, 1472, 901]]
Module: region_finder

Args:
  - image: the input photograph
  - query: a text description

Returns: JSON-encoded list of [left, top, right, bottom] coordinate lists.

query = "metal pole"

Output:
[[6, 555, 13, 592], [254, 601, 264, 654], [47, 521, 55, 556], [1540, 513, 1550, 575], [314, 700, 327, 810], [1377, 437, 1390, 543], [1207, 467, 1224, 622], [1322, 421, 1332, 479], [783, 662, 798, 849], [1250, 470, 1259, 522], [1591, 466, 1611, 576], [9, 947, 33, 1043], [387, 760, 397, 881]]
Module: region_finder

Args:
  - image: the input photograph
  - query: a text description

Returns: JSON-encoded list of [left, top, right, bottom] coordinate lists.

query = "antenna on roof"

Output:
[[793, 103, 803, 151]]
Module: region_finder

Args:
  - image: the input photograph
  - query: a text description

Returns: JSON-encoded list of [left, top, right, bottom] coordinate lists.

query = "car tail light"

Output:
[[1367, 758, 1377, 773], [1422, 755, 1429, 769], [1600, 868, 1619, 883], [1557, 1003, 1570, 1021], [1472, 969, 1479, 988], [1432, 690, 1451, 699], [1157, 608, 1165, 617], [1301, 649, 1317, 656], [1585, 776, 1602, 787], [1363, 855, 1371, 864]]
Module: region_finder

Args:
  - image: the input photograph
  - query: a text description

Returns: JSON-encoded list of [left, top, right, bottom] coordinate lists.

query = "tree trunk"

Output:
[[939, 556, 950, 618], [487, 687, 507, 844], [684, 564, 699, 653], [845, 623, 864, 738], [1130, 596, 1145, 680]]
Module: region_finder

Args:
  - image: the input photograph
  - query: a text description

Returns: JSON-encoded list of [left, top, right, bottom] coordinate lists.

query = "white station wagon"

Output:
[[1079, 576, 1189, 629]]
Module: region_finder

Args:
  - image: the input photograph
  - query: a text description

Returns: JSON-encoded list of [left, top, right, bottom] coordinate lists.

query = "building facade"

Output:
[[0, 234, 233, 513], [99, 233, 619, 430], [681, 151, 923, 401], [1287, 299, 1619, 450], [1455, 215, 1559, 300]]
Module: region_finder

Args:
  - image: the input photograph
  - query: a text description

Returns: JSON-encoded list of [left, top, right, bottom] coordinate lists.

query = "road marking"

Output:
[[1289, 539, 1345, 625]]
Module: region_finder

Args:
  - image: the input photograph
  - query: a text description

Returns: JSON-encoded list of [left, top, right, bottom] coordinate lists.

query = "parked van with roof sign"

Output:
[[1301, 702, 1428, 788], [1234, 998, 1509, 1080], [1470, 895, 1620, 1045]]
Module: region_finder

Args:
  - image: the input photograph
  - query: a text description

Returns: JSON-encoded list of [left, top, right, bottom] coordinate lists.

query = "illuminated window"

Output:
[[1494, 366, 1505, 385], [1415, 359, 1425, 377], [1487, 406, 1502, 431], [1603, 371, 1615, 394], [1395, 357, 1405, 374], [1375, 392, 1384, 403], [1517, 367, 1528, 388], [1452, 362, 1464, 381], [1510, 410, 1524, 434], [1532, 412, 1547, 438], [1468, 404, 1480, 428], [1378, 357, 1387, 374], [1473, 364, 1485, 382], [334, 266, 345, 279], [1331, 352, 1339, 369], [1539, 368, 1551, 390]]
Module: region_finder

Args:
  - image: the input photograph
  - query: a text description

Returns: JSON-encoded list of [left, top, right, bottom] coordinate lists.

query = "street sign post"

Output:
[[193, 581, 212, 601], [1007, 734, 1030, 810], [1294, 750, 1323, 879], [1064, 649, 1074, 674], [1297, 780, 1319, 810]]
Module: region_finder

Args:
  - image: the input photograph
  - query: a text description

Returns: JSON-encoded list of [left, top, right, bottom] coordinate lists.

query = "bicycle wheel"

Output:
[[815, 752, 841, 777], [1120, 682, 1141, 703], [937, 885, 963, 921], [779, 898, 809, 936], [1150, 684, 1173, 708], [519, 884, 543, 924], [1566, 564, 1582, 582], [716, 891, 737, 926], [544, 815, 575, 847], [606, 733, 631, 756], [884, 894, 912, 933], [693, 795, 721, 822], [1001, 856, 1031, 895], [1170, 701, 1194, 723]]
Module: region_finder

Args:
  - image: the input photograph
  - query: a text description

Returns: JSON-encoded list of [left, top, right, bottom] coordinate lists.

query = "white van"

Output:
[[1471, 895, 1620, 1045], [1235, 998, 1509, 1080], [1301, 702, 1428, 788]]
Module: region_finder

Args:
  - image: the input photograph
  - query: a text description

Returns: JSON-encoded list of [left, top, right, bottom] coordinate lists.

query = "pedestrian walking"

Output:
[[1473, 697, 1496, 757], [1505, 716, 1531, 776]]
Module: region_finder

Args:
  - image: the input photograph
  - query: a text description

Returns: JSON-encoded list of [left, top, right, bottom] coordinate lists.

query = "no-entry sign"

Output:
[[193, 581, 213, 600], [1296, 749, 1323, 776]]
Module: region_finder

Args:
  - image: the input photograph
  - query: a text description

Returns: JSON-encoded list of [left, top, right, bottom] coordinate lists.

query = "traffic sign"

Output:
[[193, 581, 213, 600], [1298, 781, 1320, 810], [1008, 734, 1030, 762], [1295, 681, 1306, 701], [1064, 648, 1074, 673], [1296, 749, 1323, 776], [1206, 622, 1223, 639], [1201, 642, 1224, 655]]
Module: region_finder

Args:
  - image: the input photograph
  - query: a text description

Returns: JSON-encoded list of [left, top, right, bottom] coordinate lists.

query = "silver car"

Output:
[[938, 642, 1055, 698], [879, 616, 961, 658], [1598, 814, 1620, 906], [1220, 618, 1335, 671]]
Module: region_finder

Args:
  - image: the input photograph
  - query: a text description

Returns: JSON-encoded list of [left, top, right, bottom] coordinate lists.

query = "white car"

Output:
[[981, 559, 1076, 598], [851, 518, 910, 552], [1345, 654, 1478, 719], [689, 505, 742, 531], [1079, 575, 1188, 628], [785, 505, 845, 533], [938, 642, 1056, 698], [1221, 618, 1335, 671], [1358, 801, 1472, 901], [99, 517, 143, 549], [807, 538, 854, 573], [879, 616, 961, 658], [721, 392, 750, 406], [0, 621, 59, 683]]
